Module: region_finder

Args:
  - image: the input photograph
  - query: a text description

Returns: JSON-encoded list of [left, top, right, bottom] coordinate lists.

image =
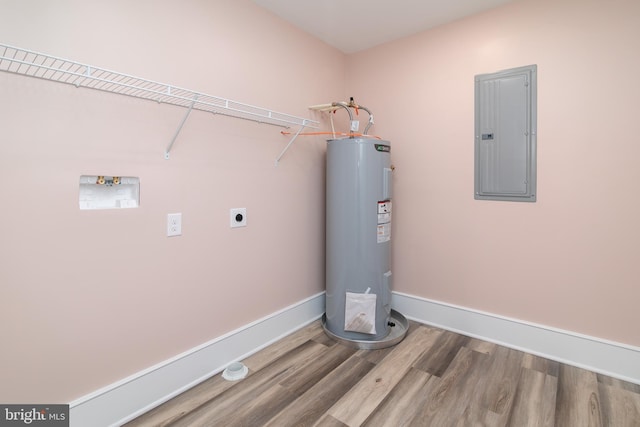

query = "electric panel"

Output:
[[475, 64, 537, 202]]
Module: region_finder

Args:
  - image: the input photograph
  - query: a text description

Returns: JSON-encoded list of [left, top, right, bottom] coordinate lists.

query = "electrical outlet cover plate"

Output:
[[230, 208, 247, 228], [167, 213, 182, 236]]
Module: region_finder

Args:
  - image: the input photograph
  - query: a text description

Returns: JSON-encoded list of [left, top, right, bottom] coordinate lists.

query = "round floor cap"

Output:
[[222, 362, 248, 381]]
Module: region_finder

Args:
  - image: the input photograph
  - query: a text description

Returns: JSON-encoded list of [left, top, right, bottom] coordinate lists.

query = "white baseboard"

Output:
[[392, 291, 640, 385], [70, 290, 640, 427], [69, 292, 326, 427]]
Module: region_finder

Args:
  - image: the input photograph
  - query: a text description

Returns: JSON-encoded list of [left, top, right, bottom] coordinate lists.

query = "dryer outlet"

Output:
[[230, 208, 247, 228]]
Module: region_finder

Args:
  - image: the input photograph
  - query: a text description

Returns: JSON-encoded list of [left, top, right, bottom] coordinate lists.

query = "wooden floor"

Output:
[[126, 320, 640, 427]]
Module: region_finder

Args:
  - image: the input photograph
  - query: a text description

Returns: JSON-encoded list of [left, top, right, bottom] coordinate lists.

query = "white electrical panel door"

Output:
[[475, 64, 537, 202]]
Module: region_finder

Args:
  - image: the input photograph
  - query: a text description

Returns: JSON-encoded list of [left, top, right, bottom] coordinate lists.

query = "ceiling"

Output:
[[251, 0, 519, 53]]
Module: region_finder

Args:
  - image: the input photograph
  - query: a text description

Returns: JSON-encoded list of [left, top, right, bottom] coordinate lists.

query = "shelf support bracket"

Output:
[[275, 121, 309, 165], [165, 94, 199, 159]]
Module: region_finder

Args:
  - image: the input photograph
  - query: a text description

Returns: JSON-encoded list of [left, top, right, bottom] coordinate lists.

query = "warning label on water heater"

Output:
[[377, 200, 392, 243]]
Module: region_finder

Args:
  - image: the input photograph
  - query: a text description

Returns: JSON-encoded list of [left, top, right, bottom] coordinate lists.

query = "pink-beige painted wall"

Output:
[[346, 0, 640, 346], [0, 0, 344, 403]]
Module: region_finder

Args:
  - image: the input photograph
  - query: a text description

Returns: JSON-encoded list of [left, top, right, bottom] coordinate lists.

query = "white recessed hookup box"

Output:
[[79, 175, 140, 210]]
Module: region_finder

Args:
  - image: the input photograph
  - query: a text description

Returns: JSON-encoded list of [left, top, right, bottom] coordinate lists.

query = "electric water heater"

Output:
[[325, 137, 394, 342]]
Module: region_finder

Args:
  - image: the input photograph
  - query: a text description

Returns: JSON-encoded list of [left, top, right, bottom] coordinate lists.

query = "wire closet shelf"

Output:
[[0, 43, 319, 159]]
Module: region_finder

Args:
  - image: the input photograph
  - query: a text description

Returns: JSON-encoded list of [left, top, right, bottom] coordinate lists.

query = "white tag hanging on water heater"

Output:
[[344, 291, 377, 334]]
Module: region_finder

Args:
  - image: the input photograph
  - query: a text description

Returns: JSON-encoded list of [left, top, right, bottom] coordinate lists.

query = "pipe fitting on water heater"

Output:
[[330, 97, 374, 136]]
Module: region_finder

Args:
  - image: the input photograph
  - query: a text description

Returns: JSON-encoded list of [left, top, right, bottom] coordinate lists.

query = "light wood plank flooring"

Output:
[[126, 321, 640, 426]]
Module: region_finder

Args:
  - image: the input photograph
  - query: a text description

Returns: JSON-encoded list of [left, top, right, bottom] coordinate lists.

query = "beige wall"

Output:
[[0, 0, 344, 403], [346, 0, 640, 346]]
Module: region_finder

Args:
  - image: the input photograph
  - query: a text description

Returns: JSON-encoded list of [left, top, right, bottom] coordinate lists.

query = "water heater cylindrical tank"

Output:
[[326, 137, 393, 341]]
